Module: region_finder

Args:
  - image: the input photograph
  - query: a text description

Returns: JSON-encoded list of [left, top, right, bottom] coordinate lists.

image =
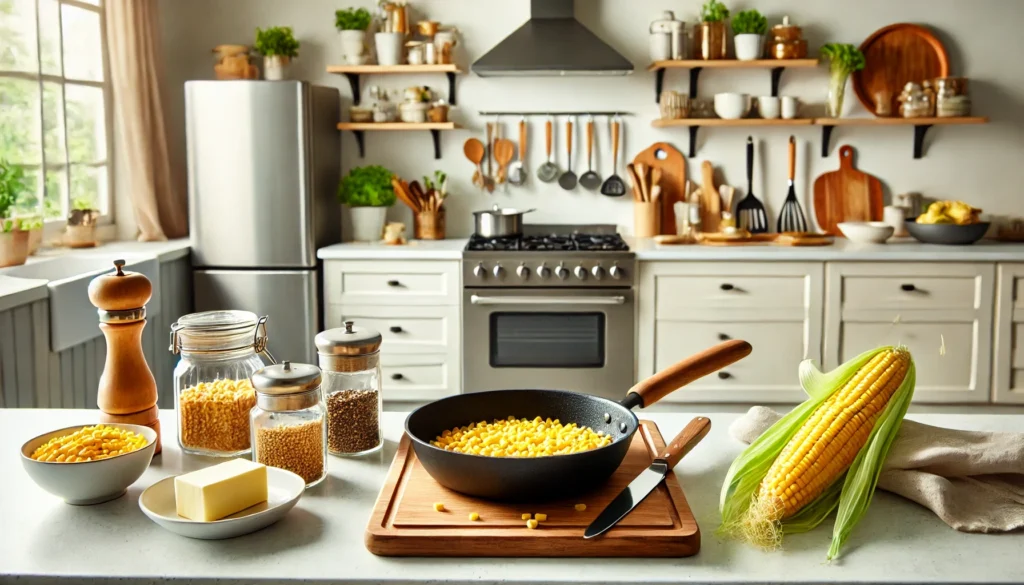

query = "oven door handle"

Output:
[[470, 295, 627, 306]]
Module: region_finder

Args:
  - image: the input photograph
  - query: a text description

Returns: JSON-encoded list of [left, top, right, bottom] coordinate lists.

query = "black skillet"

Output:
[[405, 339, 751, 500]]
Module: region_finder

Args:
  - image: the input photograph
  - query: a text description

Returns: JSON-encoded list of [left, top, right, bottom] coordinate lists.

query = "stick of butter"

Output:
[[174, 459, 268, 522]]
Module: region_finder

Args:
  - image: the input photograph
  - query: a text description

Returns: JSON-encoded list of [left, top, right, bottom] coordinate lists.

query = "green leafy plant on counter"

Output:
[[255, 26, 300, 58], [821, 43, 866, 75], [338, 165, 396, 207], [0, 217, 20, 233], [422, 170, 448, 196], [700, 0, 730, 23], [732, 9, 767, 35], [0, 160, 29, 221], [17, 215, 42, 230], [335, 7, 372, 31]]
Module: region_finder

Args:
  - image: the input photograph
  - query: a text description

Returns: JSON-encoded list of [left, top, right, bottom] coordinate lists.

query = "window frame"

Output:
[[0, 0, 114, 235]]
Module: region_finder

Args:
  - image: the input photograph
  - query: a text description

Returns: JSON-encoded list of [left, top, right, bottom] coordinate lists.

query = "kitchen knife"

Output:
[[584, 416, 711, 539]]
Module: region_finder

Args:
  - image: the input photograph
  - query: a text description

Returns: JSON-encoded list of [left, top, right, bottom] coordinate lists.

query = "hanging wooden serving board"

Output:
[[633, 143, 686, 236], [812, 145, 884, 236], [853, 23, 950, 117], [366, 420, 700, 557]]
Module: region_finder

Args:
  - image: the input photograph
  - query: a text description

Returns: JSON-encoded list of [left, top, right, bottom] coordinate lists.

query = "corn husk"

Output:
[[718, 346, 916, 560]]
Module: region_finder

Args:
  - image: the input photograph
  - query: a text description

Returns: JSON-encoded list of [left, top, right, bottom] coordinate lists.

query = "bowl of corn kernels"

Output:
[[21, 423, 157, 505]]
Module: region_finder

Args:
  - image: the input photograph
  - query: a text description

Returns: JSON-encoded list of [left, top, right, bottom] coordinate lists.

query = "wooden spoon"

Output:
[[701, 160, 721, 232], [494, 138, 515, 186], [464, 138, 486, 189]]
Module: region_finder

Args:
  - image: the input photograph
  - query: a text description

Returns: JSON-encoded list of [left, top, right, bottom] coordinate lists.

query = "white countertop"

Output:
[[318, 239, 468, 260], [0, 274, 48, 311], [5, 408, 1023, 584], [631, 237, 1024, 261]]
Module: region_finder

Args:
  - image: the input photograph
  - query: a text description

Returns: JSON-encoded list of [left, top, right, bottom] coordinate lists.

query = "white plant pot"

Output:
[[375, 32, 404, 66], [339, 30, 367, 64], [263, 55, 290, 80], [734, 34, 763, 61], [348, 206, 387, 242]]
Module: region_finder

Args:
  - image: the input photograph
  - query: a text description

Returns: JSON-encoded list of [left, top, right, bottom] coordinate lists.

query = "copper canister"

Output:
[[694, 22, 727, 60], [769, 18, 808, 59]]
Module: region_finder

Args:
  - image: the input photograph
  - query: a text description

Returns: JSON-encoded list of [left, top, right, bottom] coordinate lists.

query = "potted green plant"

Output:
[[18, 215, 42, 255], [255, 26, 300, 80], [66, 195, 100, 248], [0, 161, 30, 267], [732, 9, 767, 61], [336, 8, 372, 65], [696, 0, 729, 60], [821, 43, 866, 117], [338, 165, 396, 241]]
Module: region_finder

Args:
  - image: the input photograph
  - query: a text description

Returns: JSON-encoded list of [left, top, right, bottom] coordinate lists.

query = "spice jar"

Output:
[[250, 361, 328, 487], [170, 310, 274, 457], [316, 321, 383, 456]]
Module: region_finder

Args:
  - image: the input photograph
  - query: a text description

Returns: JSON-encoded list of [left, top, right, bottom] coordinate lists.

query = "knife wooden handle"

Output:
[[660, 416, 711, 468], [626, 339, 751, 408]]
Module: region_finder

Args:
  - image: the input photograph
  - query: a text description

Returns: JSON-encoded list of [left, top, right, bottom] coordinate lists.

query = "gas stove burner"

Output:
[[466, 233, 629, 252]]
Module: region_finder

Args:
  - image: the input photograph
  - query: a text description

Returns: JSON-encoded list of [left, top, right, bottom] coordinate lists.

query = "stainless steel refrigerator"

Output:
[[186, 81, 340, 362]]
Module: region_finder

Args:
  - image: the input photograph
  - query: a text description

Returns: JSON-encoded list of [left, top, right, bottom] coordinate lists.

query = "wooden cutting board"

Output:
[[633, 143, 686, 236], [366, 420, 700, 557], [812, 145, 884, 236]]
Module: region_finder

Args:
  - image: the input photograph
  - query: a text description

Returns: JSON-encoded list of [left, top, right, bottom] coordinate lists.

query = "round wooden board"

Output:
[[852, 23, 950, 117]]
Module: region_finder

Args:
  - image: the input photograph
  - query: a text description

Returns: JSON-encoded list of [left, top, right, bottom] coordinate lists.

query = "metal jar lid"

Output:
[[315, 321, 382, 373], [251, 361, 322, 411]]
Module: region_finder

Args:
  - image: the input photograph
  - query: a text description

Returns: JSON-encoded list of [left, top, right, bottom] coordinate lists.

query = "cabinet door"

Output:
[[380, 353, 459, 401], [994, 264, 1024, 403], [825, 262, 994, 404], [323, 260, 460, 306]]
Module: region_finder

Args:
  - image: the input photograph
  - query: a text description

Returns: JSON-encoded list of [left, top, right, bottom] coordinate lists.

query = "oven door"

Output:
[[463, 288, 635, 399]]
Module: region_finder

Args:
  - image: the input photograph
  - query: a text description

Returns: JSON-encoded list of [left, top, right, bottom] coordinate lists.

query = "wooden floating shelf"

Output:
[[327, 64, 462, 106], [336, 122, 460, 159], [648, 59, 820, 103], [817, 116, 988, 158], [652, 118, 815, 128]]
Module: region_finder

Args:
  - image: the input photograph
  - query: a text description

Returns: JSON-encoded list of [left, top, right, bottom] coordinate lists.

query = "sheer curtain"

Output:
[[105, 0, 187, 240]]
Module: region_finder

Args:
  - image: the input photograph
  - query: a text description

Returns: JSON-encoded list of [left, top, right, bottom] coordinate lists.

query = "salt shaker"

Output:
[[316, 321, 384, 456]]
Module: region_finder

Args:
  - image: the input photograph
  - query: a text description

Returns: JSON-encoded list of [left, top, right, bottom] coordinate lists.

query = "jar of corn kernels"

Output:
[[170, 310, 275, 457]]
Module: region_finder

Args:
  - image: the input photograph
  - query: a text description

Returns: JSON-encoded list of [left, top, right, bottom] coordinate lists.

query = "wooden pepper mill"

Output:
[[87, 260, 161, 454]]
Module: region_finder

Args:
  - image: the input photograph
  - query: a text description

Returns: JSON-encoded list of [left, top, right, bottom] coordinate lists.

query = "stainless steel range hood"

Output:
[[472, 0, 634, 77]]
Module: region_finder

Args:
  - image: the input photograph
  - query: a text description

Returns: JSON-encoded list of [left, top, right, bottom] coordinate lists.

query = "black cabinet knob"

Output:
[[389, 326, 403, 333], [901, 283, 916, 292], [720, 283, 735, 291], [718, 371, 732, 380], [718, 333, 731, 341], [387, 280, 400, 287], [391, 373, 404, 380]]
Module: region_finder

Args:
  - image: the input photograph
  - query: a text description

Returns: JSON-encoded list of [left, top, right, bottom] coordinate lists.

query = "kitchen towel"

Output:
[[731, 406, 1024, 533]]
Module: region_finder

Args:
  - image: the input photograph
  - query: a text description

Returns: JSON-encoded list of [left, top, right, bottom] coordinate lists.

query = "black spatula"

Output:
[[777, 135, 808, 233], [737, 136, 769, 233]]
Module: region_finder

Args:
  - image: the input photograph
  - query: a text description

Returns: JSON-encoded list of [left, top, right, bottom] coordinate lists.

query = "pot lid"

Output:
[[314, 321, 382, 356], [251, 361, 322, 395], [473, 204, 537, 216]]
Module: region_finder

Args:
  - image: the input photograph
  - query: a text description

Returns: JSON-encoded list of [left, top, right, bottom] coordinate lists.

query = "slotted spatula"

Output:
[[777, 135, 808, 233], [600, 117, 627, 197], [737, 136, 769, 233]]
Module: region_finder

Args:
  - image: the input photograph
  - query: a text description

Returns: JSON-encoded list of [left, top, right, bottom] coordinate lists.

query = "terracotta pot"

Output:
[[27, 228, 42, 255], [65, 225, 98, 248], [694, 22, 727, 60], [0, 229, 30, 268]]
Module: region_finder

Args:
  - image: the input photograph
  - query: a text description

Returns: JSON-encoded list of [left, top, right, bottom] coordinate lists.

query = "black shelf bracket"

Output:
[[821, 125, 835, 157], [688, 126, 699, 157], [770, 67, 783, 97], [353, 130, 366, 157], [344, 73, 361, 106], [654, 68, 665, 103], [913, 124, 932, 159], [446, 72, 457, 106], [688, 67, 702, 99], [430, 129, 442, 159]]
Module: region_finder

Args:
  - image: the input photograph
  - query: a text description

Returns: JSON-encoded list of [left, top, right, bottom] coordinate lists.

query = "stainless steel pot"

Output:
[[472, 204, 535, 237]]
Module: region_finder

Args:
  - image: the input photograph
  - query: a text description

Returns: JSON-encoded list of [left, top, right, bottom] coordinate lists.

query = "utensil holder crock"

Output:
[[634, 201, 661, 238], [414, 209, 446, 240]]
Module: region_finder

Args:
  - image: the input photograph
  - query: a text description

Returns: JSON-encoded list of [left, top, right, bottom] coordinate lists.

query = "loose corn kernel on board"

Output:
[[366, 420, 699, 557]]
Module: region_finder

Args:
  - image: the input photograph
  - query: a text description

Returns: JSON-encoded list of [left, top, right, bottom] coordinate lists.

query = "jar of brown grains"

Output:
[[170, 310, 274, 457], [250, 361, 328, 487], [315, 321, 383, 456]]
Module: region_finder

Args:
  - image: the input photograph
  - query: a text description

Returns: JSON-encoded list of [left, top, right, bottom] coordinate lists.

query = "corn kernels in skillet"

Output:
[[469, 512, 480, 521], [575, 503, 587, 512], [430, 417, 612, 457]]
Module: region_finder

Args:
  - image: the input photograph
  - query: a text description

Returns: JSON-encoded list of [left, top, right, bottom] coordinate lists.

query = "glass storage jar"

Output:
[[170, 310, 274, 457], [316, 321, 383, 456], [250, 361, 328, 487]]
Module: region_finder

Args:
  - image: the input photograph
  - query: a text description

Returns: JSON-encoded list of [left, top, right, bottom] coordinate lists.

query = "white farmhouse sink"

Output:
[[0, 254, 161, 352]]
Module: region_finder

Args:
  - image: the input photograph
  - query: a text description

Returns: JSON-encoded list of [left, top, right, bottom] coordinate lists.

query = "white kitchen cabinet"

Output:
[[824, 262, 994, 404], [993, 263, 1024, 403], [638, 262, 824, 402], [323, 260, 459, 306]]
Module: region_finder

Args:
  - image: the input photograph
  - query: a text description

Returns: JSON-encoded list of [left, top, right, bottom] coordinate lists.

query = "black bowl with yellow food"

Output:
[[905, 217, 990, 246]]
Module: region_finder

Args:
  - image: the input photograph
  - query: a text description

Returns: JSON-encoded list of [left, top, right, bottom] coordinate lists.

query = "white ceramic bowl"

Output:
[[757, 96, 781, 119], [21, 423, 157, 505], [139, 466, 305, 539], [838, 221, 895, 244], [714, 93, 751, 120]]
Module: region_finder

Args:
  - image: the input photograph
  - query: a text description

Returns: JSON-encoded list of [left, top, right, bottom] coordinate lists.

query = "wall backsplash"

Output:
[[159, 0, 1021, 239]]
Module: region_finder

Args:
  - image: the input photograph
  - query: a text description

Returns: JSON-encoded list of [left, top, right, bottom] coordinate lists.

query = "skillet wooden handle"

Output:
[[626, 339, 752, 408], [660, 416, 711, 468]]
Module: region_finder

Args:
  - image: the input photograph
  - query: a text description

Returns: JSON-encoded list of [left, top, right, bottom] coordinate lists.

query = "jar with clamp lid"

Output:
[[170, 310, 274, 457], [250, 361, 328, 487], [315, 321, 383, 456]]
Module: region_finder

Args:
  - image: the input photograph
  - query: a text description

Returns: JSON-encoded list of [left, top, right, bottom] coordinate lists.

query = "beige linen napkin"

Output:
[[731, 406, 1024, 532]]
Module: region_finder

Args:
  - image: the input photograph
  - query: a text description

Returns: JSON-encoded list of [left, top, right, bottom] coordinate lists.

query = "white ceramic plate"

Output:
[[139, 466, 305, 539]]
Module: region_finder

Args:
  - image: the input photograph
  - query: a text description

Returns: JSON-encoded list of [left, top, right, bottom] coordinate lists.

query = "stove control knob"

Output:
[[473, 263, 486, 279], [574, 266, 587, 280], [554, 264, 569, 280], [516, 264, 530, 280], [536, 264, 551, 279], [493, 264, 505, 278], [591, 265, 605, 280], [609, 265, 624, 280]]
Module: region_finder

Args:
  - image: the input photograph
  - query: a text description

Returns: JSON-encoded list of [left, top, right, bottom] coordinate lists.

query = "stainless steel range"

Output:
[[462, 225, 635, 399]]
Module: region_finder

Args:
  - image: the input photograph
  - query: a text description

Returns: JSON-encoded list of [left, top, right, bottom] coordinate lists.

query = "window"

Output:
[[0, 0, 111, 224]]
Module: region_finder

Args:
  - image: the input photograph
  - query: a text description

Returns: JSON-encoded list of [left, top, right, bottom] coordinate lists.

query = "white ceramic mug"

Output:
[[781, 96, 800, 119], [374, 32, 405, 66], [757, 96, 780, 119], [884, 205, 908, 237]]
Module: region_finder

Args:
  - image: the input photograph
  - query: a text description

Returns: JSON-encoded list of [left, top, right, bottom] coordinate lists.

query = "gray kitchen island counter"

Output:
[[3, 409, 1021, 585]]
